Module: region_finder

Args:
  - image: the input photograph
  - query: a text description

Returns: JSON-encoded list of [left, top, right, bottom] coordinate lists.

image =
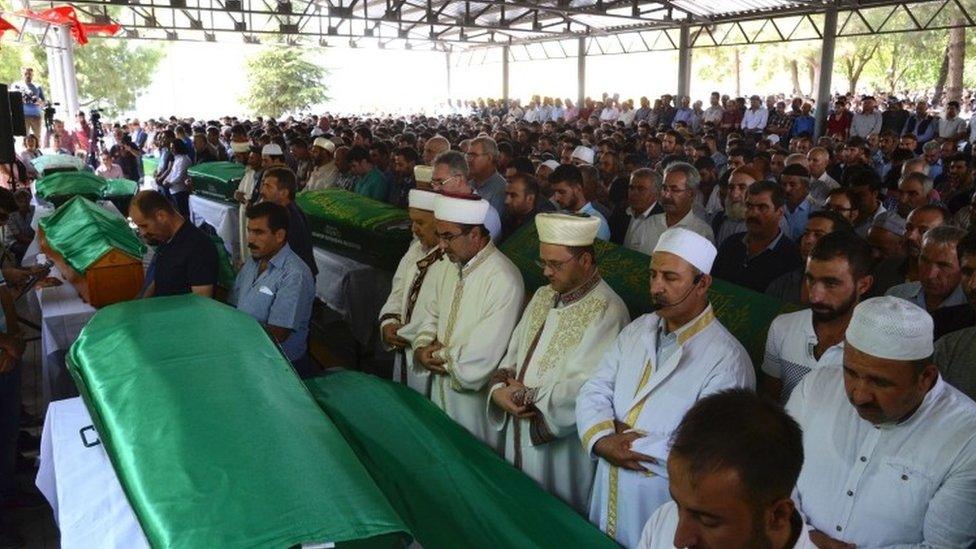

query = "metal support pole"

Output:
[[58, 26, 80, 118], [677, 25, 691, 100], [445, 51, 452, 101], [814, 8, 837, 140], [45, 37, 64, 112], [577, 36, 585, 108], [502, 45, 510, 103]]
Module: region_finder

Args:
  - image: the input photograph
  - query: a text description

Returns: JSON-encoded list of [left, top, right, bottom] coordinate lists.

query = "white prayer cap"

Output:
[[766, 134, 781, 145], [408, 189, 439, 211], [536, 213, 600, 247], [653, 227, 717, 274], [845, 296, 934, 361], [414, 165, 434, 184], [230, 142, 251, 154], [262, 143, 283, 156], [433, 194, 490, 225], [571, 146, 595, 165], [541, 160, 560, 171], [312, 137, 335, 153]]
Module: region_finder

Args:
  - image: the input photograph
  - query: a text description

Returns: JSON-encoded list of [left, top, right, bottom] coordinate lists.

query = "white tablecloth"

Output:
[[36, 397, 151, 549], [312, 247, 392, 346], [189, 195, 240, 266], [37, 398, 335, 549]]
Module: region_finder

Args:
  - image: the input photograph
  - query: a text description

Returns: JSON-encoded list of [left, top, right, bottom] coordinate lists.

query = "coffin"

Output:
[[187, 161, 245, 203], [34, 171, 105, 207], [38, 196, 146, 307], [296, 189, 412, 271], [30, 153, 85, 177], [499, 222, 794, 368], [101, 178, 139, 216]]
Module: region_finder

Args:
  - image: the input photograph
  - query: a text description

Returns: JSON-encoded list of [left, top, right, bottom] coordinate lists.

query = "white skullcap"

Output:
[[571, 146, 595, 165], [408, 189, 439, 211], [766, 134, 781, 145], [312, 137, 335, 153], [846, 296, 934, 361], [230, 142, 251, 154], [653, 227, 717, 274], [433, 194, 490, 225], [414, 165, 434, 183], [541, 160, 560, 171], [262, 143, 283, 156], [536, 213, 600, 247]]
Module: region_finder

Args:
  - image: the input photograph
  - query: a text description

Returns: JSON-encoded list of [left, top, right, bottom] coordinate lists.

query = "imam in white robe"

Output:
[[412, 243, 524, 449], [576, 305, 755, 548], [487, 274, 629, 514], [234, 167, 257, 263], [378, 238, 448, 395]]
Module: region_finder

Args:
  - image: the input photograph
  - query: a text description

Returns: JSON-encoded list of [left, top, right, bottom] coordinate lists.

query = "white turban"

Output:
[[536, 213, 600, 247], [653, 227, 717, 274], [846, 296, 934, 361], [312, 137, 335, 153], [571, 146, 595, 165], [414, 165, 434, 184], [433, 194, 490, 225], [408, 189, 439, 211], [261, 143, 283, 156]]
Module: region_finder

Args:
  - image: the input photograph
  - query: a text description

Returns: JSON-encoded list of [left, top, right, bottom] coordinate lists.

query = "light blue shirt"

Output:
[[229, 243, 315, 362], [576, 202, 611, 241], [783, 195, 816, 241], [885, 281, 967, 311]]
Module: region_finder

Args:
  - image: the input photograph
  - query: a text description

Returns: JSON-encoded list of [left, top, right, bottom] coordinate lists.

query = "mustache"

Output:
[[248, 244, 258, 250]]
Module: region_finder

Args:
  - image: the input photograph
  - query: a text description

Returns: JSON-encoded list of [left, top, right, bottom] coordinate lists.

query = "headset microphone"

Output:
[[649, 273, 704, 313]]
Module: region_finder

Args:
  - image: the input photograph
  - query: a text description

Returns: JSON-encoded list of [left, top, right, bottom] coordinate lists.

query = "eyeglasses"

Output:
[[661, 186, 691, 196], [465, 151, 488, 158], [430, 174, 458, 189], [436, 228, 470, 243], [535, 252, 582, 271]]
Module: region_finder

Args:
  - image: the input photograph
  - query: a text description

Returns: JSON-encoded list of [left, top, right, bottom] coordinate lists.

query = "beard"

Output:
[[725, 198, 747, 221], [811, 290, 858, 322]]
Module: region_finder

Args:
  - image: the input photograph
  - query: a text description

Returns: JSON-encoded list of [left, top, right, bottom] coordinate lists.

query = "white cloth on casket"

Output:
[[487, 276, 629, 514], [411, 243, 524, 449], [575, 306, 755, 548]]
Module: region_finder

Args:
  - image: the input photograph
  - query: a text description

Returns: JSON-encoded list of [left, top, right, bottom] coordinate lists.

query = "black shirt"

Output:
[[711, 231, 802, 293], [286, 201, 318, 278], [110, 144, 141, 181], [152, 221, 219, 297], [932, 304, 975, 341]]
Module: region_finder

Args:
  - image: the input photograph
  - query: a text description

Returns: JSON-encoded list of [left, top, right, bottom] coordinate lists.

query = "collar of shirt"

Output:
[[558, 270, 601, 306], [803, 310, 844, 360], [790, 195, 814, 214], [655, 304, 716, 352], [876, 375, 948, 430], [459, 241, 496, 278], [742, 229, 785, 253], [627, 203, 658, 219]]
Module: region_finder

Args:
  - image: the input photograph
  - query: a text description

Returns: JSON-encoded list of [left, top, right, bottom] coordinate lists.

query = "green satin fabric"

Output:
[[67, 296, 409, 548], [499, 222, 794, 367], [307, 372, 618, 549], [34, 171, 105, 203], [38, 196, 146, 274], [296, 189, 412, 270], [188, 161, 246, 202], [102, 178, 139, 197]]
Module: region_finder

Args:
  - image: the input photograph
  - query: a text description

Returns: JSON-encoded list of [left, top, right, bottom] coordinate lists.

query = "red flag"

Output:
[[0, 15, 18, 43], [13, 6, 121, 45]]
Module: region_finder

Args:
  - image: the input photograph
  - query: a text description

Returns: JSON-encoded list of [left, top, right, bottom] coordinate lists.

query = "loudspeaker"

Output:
[[7, 92, 26, 137], [0, 84, 15, 164]]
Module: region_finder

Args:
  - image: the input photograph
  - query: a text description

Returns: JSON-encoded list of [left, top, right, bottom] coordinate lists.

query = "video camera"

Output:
[[89, 108, 105, 140], [43, 102, 60, 133]]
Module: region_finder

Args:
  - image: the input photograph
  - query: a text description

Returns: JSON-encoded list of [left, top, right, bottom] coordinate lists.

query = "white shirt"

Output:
[[741, 107, 769, 131], [639, 210, 715, 253], [762, 309, 844, 404], [809, 172, 840, 203], [702, 105, 725, 125], [618, 109, 637, 127], [622, 204, 662, 254], [600, 107, 620, 121], [576, 307, 755, 548], [637, 501, 818, 549], [787, 368, 976, 548], [939, 116, 968, 139]]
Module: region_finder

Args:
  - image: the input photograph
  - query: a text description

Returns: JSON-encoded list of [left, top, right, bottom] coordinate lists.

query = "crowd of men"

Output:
[[3, 74, 976, 547]]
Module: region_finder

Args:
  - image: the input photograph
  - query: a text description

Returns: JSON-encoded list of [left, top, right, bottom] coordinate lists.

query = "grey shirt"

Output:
[[469, 171, 507, 218], [935, 326, 976, 402]]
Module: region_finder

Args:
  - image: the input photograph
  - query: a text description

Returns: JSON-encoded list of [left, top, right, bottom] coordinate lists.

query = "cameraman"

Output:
[[110, 127, 141, 181], [8, 67, 43, 138]]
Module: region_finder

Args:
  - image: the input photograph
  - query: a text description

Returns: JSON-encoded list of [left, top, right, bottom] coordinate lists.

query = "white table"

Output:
[[189, 195, 240, 266], [36, 397, 151, 549], [37, 397, 335, 549], [312, 247, 393, 347]]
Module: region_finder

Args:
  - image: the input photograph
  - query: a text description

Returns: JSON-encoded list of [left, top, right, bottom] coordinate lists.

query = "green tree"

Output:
[[30, 39, 164, 116], [242, 47, 328, 118]]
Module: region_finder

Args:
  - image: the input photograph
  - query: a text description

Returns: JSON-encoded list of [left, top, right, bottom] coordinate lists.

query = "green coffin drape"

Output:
[[34, 171, 106, 204], [188, 161, 245, 202], [307, 372, 618, 549], [67, 296, 409, 548], [499, 223, 793, 367], [296, 189, 412, 271], [38, 196, 146, 274]]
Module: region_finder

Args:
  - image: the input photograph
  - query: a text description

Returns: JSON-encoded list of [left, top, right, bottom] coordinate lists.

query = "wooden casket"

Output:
[[188, 161, 245, 203], [34, 171, 105, 208], [296, 189, 412, 271], [38, 196, 147, 307]]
